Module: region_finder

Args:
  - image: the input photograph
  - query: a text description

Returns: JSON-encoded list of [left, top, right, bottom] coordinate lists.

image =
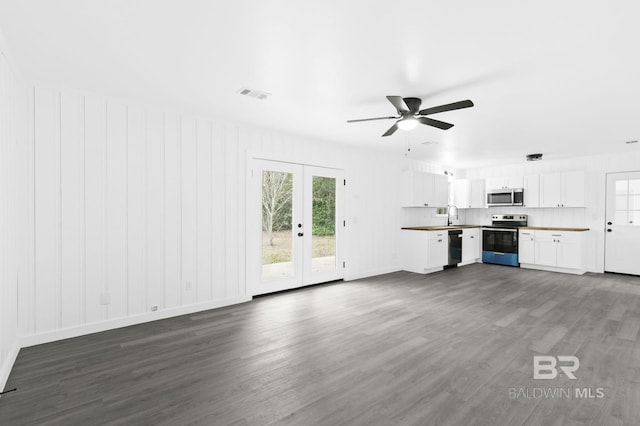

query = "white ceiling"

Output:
[[1, 0, 639, 168]]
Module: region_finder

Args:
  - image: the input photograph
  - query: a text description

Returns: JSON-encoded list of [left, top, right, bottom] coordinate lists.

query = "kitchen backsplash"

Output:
[[464, 206, 587, 227], [402, 206, 587, 228], [401, 208, 468, 227]]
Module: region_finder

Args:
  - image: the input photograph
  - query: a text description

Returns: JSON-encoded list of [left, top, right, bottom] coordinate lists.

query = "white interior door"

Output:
[[605, 171, 640, 275], [248, 159, 344, 295]]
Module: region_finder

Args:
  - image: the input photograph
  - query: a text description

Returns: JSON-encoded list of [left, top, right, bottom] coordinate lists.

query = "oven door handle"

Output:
[[482, 228, 518, 232]]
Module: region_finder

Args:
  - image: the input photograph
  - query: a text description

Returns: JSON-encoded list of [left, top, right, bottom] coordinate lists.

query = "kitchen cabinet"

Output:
[[523, 175, 540, 208], [519, 229, 586, 274], [486, 176, 524, 190], [518, 230, 535, 263], [400, 230, 448, 273], [452, 179, 485, 208], [461, 228, 480, 263], [539, 171, 585, 208], [401, 171, 448, 207], [427, 231, 448, 268]]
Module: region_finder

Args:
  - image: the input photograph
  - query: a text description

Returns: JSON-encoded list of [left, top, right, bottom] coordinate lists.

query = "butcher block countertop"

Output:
[[401, 225, 482, 231], [519, 227, 590, 232]]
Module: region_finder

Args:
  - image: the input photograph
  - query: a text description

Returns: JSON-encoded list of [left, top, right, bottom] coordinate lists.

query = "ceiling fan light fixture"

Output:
[[397, 117, 418, 131]]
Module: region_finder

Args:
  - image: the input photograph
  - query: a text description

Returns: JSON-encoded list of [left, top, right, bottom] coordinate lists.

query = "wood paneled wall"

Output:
[[21, 87, 247, 336]]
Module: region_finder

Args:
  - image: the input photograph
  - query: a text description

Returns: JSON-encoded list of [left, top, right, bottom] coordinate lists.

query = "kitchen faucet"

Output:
[[447, 205, 458, 226]]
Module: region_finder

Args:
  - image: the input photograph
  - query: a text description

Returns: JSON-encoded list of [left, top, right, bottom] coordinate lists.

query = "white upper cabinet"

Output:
[[452, 179, 470, 207], [539, 171, 585, 208], [452, 179, 485, 208], [486, 176, 523, 190], [523, 174, 540, 208], [470, 179, 486, 208], [401, 171, 448, 207]]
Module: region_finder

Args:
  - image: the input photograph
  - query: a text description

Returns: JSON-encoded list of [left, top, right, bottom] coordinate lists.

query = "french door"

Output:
[[605, 171, 640, 275], [248, 159, 344, 295]]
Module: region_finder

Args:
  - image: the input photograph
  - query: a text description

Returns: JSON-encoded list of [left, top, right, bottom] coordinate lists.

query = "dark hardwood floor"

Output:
[[2, 264, 640, 425]]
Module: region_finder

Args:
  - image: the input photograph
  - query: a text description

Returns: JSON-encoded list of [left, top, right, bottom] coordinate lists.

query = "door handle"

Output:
[[298, 232, 304, 237], [607, 221, 612, 225], [607, 229, 612, 232]]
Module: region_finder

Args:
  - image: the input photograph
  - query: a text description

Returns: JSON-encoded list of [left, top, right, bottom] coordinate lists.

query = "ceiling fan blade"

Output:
[[386, 96, 410, 113], [418, 100, 474, 116], [418, 116, 454, 130], [347, 116, 397, 123], [382, 123, 399, 137]]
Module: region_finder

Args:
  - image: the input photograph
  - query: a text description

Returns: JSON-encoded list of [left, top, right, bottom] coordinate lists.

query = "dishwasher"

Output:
[[448, 229, 463, 267]]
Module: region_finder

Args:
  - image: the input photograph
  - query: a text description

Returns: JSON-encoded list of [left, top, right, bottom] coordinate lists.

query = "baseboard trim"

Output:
[[520, 263, 586, 275], [0, 341, 20, 396], [344, 266, 401, 281], [19, 296, 251, 349]]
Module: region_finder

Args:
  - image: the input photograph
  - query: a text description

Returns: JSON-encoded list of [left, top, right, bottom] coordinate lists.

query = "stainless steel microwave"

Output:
[[486, 188, 524, 207]]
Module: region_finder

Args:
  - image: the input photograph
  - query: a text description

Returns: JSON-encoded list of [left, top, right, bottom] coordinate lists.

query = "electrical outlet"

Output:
[[100, 293, 111, 305], [150, 305, 158, 312], [185, 281, 192, 291]]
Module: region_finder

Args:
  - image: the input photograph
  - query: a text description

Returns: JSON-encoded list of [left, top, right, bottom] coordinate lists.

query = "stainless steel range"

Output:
[[482, 214, 528, 266]]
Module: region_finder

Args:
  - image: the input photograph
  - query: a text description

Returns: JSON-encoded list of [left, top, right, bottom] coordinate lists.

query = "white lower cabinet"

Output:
[[518, 230, 535, 264], [461, 228, 480, 263], [401, 228, 481, 274], [427, 232, 448, 268], [401, 230, 447, 274], [519, 229, 586, 274]]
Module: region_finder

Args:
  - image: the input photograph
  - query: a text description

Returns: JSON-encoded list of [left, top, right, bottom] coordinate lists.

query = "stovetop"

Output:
[[483, 214, 528, 229]]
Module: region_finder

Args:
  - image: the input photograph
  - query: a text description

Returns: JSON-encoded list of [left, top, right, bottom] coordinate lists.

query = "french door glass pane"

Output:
[[615, 180, 628, 195], [629, 179, 640, 194], [262, 171, 294, 281], [311, 176, 336, 272], [616, 195, 628, 211]]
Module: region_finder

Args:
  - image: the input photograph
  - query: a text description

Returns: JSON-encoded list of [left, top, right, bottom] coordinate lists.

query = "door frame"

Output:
[[246, 157, 345, 296]]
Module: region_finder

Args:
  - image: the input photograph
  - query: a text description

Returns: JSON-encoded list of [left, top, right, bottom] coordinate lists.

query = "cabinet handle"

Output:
[[438, 239, 442, 242], [470, 236, 474, 239]]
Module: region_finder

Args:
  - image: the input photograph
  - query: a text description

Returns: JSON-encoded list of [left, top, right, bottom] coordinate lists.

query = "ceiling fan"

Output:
[[347, 96, 474, 137]]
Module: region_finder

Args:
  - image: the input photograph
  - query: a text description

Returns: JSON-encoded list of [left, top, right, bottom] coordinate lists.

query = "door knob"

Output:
[[607, 221, 612, 225], [607, 229, 612, 232], [298, 232, 304, 237], [298, 223, 302, 228]]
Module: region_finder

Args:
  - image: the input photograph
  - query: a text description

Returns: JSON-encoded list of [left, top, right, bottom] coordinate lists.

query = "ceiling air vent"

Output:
[[237, 87, 271, 100], [526, 153, 543, 161]]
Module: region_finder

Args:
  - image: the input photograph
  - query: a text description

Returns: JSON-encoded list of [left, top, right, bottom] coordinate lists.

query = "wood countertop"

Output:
[[401, 225, 482, 231], [519, 227, 590, 232]]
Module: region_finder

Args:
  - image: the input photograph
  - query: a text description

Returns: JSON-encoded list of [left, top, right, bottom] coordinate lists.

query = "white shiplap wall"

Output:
[[0, 48, 21, 391], [18, 85, 407, 346]]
